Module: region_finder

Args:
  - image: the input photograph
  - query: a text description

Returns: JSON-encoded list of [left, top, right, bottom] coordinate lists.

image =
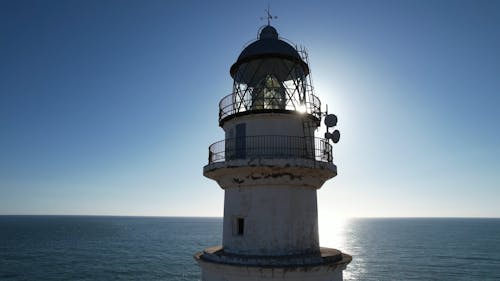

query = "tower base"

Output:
[[195, 246, 351, 281]]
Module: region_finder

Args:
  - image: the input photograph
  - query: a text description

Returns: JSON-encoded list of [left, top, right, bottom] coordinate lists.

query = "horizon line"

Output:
[[0, 214, 499, 219]]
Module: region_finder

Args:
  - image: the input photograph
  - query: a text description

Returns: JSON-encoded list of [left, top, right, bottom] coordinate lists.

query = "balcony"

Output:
[[218, 87, 321, 125], [207, 135, 333, 164]]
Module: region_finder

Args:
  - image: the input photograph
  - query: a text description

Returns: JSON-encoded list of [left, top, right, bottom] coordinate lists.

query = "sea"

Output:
[[1, 216, 499, 281]]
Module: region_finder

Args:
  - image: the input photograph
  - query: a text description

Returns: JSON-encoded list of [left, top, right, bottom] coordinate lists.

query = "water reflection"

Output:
[[319, 218, 500, 280], [318, 217, 348, 249], [319, 217, 364, 280]]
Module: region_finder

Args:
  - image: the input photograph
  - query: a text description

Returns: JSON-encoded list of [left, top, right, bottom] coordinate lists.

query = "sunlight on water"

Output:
[[318, 217, 365, 281], [318, 216, 349, 249]]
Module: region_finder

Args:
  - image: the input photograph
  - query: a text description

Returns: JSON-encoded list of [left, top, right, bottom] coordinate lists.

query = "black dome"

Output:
[[230, 26, 309, 79]]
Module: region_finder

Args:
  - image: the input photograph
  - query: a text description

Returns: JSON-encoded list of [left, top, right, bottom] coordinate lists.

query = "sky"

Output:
[[1, 0, 499, 218]]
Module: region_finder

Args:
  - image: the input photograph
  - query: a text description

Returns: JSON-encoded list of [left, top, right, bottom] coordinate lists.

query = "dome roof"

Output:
[[230, 26, 309, 79]]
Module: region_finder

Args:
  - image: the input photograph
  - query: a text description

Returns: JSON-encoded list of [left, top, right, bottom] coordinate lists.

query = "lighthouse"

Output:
[[195, 22, 351, 281]]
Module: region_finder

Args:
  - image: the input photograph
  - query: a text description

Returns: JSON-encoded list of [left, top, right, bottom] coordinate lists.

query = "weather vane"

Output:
[[260, 3, 277, 26]]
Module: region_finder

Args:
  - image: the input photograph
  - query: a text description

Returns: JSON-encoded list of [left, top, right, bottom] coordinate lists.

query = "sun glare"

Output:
[[297, 104, 307, 113], [318, 216, 349, 249]]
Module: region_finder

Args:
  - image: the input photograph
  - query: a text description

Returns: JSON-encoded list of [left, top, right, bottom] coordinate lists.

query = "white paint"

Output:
[[223, 113, 316, 139], [204, 158, 337, 189], [223, 186, 319, 255]]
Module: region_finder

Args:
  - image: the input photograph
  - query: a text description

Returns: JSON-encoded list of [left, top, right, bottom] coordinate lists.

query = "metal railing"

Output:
[[208, 135, 333, 164], [218, 87, 321, 123]]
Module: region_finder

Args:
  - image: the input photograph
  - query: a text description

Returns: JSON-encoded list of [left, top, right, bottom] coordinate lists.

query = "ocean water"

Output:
[[0, 216, 499, 281]]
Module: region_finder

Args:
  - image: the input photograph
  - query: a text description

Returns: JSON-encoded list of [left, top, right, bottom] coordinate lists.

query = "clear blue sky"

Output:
[[1, 0, 499, 217]]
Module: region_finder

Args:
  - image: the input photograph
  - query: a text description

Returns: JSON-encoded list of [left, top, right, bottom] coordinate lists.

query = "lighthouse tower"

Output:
[[195, 23, 351, 281]]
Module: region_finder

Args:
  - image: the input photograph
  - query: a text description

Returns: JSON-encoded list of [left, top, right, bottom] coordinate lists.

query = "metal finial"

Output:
[[260, 3, 278, 26]]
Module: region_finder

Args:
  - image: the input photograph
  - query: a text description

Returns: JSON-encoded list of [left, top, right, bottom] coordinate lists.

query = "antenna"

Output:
[[324, 113, 340, 144], [260, 3, 278, 26], [324, 114, 338, 127]]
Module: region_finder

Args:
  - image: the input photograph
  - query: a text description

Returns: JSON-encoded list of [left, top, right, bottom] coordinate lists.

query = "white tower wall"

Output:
[[223, 186, 319, 255], [223, 113, 312, 139], [222, 114, 316, 161]]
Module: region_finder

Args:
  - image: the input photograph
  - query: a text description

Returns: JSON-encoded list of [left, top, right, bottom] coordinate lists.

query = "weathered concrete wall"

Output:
[[197, 258, 345, 281], [204, 159, 337, 190], [223, 186, 319, 256]]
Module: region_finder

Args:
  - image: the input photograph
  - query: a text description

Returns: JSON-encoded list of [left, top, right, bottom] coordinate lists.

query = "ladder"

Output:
[[298, 46, 318, 160]]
